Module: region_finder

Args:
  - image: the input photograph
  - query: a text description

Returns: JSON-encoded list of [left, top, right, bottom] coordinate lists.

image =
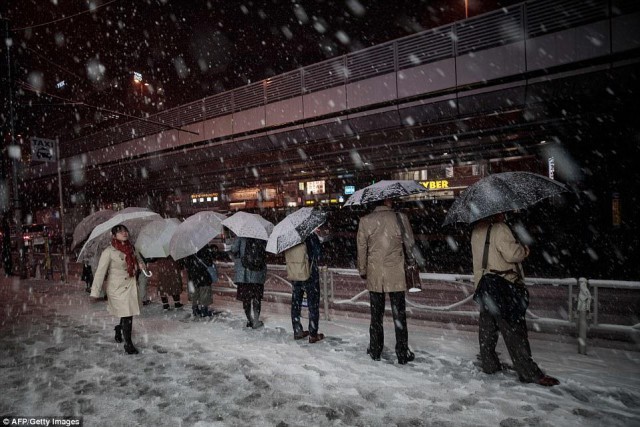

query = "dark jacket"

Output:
[[184, 246, 215, 288]]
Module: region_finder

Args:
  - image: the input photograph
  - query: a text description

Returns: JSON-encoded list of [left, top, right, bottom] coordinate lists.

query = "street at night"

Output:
[[1, 0, 640, 426]]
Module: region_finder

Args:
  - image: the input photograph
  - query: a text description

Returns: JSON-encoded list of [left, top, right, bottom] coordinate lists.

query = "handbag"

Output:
[[396, 213, 422, 293]]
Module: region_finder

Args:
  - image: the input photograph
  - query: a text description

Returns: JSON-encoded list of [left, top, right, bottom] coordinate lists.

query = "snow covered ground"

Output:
[[1, 276, 639, 427]]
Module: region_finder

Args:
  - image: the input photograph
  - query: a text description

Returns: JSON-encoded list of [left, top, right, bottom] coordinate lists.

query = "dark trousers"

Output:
[[478, 308, 543, 382], [291, 275, 320, 336], [368, 291, 408, 358]]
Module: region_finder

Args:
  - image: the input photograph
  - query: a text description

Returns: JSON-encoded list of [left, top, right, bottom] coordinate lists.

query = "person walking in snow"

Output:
[[230, 236, 267, 329], [471, 212, 559, 386], [357, 198, 415, 364], [285, 229, 324, 343], [90, 224, 145, 355]]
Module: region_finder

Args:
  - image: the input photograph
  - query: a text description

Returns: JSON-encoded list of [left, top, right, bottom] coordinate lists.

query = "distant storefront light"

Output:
[[133, 71, 143, 83], [344, 185, 355, 195], [306, 180, 325, 195], [199, 198, 204, 202]]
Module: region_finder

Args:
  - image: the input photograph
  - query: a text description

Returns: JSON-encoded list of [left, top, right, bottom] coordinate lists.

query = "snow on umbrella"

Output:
[[135, 218, 181, 259], [77, 208, 162, 263], [169, 211, 227, 260], [442, 172, 570, 226], [266, 208, 327, 254], [344, 180, 429, 206], [70, 209, 115, 251], [222, 211, 274, 241]]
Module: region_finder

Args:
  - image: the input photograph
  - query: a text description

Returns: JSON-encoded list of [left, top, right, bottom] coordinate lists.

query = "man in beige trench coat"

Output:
[[357, 198, 415, 364]]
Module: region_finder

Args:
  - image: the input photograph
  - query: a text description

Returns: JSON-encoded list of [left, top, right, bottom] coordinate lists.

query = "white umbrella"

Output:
[[222, 211, 274, 241], [70, 209, 115, 251], [169, 211, 227, 260], [77, 208, 162, 263], [344, 180, 429, 206], [266, 208, 327, 254], [135, 218, 180, 259]]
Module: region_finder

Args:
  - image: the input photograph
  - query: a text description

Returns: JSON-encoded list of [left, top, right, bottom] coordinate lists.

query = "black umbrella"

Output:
[[443, 172, 569, 226]]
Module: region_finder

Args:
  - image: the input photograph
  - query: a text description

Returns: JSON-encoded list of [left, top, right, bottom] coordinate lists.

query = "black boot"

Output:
[[173, 294, 183, 309], [251, 298, 263, 329], [243, 300, 252, 327], [114, 324, 123, 343], [121, 317, 139, 355], [161, 296, 170, 310], [199, 305, 212, 317]]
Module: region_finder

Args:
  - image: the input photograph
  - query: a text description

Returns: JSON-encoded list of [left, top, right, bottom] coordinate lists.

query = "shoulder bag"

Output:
[[396, 212, 422, 293]]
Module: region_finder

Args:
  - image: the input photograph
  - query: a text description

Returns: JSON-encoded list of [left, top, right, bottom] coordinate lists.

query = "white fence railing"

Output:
[[213, 262, 639, 353]]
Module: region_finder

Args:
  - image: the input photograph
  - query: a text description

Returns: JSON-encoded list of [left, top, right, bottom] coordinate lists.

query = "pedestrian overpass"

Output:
[[25, 0, 640, 201]]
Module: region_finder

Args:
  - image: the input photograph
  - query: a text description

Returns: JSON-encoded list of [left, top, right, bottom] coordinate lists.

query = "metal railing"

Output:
[[211, 262, 639, 353], [60, 0, 632, 158]]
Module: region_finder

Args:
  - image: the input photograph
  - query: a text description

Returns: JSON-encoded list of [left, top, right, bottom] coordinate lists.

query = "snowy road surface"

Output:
[[1, 277, 639, 427]]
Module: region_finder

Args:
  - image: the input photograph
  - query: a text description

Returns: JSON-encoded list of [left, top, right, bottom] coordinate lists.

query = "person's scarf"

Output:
[[111, 238, 136, 277]]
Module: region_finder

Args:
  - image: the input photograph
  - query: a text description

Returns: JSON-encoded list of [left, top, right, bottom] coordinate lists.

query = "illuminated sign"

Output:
[[548, 157, 555, 180], [344, 185, 355, 195], [191, 192, 219, 203], [420, 180, 449, 190], [56, 80, 66, 89], [133, 71, 143, 83], [229, 188, 260, 201], [306, 180, 325, 195]]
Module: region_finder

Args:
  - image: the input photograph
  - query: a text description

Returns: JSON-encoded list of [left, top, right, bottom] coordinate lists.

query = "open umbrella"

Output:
[[169, 211, 226, 260], [266, 208, 326, 254], [70, 209, 115, 251], [443, 172, 569, 226], [344, 180, 429, 206], [135, 218, 181, 259], [222, 211, 274, 241], [77, 208, 162, 263]]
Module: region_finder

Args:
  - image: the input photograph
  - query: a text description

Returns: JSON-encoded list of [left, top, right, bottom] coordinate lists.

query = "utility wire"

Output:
[[10, 0, 120, 31], [16, 81, 199, 136], [25, 46, 84, 81]]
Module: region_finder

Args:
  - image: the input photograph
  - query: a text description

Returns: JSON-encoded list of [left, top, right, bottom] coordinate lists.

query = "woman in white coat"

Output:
[[90, 224, 144, 354]]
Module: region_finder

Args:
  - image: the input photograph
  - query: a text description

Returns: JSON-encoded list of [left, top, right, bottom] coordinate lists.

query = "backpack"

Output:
[[241, 238, 267, 271]]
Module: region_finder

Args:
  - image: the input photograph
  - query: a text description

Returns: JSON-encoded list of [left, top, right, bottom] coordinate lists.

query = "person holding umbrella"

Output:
[[90, 224, 146, 355], [443, 172, 567, 386], [222, 211, 274, 329], [285, 228, 324, 342], [266, 207, 328, 343], [357, 198, 416, 364], [471, 212, 560, 386], [182, 245, 217, 318], [230, 236, 268, 329]]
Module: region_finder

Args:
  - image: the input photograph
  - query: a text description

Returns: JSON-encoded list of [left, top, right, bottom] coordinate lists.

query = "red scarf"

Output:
[[111, 238, 136, 277]]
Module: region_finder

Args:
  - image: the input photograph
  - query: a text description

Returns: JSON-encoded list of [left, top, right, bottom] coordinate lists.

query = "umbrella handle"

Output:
[[141, 269, 152, 278]]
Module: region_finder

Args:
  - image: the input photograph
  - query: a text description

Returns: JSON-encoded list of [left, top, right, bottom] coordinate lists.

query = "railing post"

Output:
[[576, 277, 592, 355], [322, 266, 330, 321]]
